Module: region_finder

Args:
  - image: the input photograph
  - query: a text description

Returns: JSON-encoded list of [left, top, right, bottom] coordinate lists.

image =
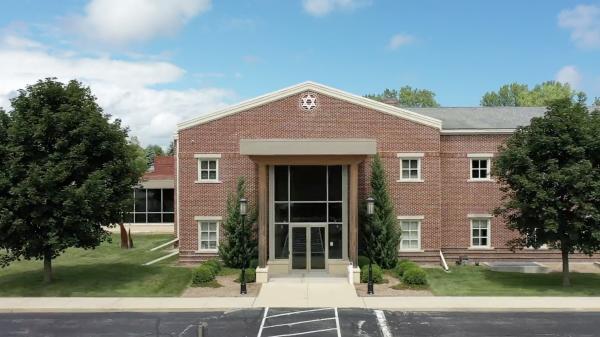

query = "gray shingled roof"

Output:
[[408, 107, 547, 130]]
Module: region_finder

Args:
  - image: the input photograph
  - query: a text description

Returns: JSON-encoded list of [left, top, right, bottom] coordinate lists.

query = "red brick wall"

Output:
[[177, 92, 441, 260], [440, 134, 515, 249]]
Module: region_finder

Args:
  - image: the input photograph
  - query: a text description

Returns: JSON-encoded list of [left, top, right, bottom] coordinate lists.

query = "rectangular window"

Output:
[[397, 153, 424, 182], [198, 159, 219, 182], [401, 159, 420, 180], [471, 219, 490, 247], [470, 158, 491, 180], [199, 221, 219, 251], [129, 188, 175, 223], [400, 220, 421, 250]]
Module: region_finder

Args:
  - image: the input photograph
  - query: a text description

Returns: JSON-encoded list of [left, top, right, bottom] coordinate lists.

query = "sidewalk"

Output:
[[1, 296, 599, 313]]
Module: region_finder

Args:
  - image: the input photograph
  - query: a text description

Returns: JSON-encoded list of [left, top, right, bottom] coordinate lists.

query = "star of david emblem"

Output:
[[300, 93, 317, 110]]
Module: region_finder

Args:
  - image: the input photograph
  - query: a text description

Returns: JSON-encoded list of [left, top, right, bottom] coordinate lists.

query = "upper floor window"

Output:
[[468, 154, 493, 181], [195, 154, 221, 183], [396, 153, 424, 182]]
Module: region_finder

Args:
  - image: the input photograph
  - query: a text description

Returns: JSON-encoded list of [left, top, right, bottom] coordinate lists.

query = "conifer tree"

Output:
[[363, 154, 401, 269], [218, 178, 257, 268]]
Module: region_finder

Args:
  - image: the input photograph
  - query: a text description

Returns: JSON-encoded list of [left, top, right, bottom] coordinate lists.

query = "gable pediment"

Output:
[[177, 81, 442, 131]]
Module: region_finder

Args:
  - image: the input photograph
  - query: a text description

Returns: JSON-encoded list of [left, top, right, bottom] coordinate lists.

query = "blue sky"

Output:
[[0, 0, 599, 146]]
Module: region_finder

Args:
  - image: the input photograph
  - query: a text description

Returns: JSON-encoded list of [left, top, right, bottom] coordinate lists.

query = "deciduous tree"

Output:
[[493, 98, 600, 286], [366, 86, 440, 107], [0, 78, 143, 282]]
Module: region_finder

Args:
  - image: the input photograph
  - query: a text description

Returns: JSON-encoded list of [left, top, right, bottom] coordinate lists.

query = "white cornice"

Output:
[[441, 129, 515, 135], [177, 81, 443, 131]]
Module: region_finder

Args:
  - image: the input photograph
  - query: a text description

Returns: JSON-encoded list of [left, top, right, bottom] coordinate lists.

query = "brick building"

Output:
[[173, 82, 593, 283]]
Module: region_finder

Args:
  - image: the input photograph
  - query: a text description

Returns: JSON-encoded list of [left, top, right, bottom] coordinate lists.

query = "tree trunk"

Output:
[[561, 245, 570, 287], [119, 222, 128, 249], [43, 251, 53, 283]]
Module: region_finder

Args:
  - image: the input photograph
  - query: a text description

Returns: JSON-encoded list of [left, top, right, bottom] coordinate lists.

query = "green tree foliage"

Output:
[[481, 81, 583, 106], [128, 137, 148, 177], [493, 98, 600, 286], [166, 140, 175, 156], [218, 178, 258, 268], [144, 144, 165, 168], [0, 78, 143, 283], [366, 86, 440, 107], [593, 97, 600, 107], [362, 154, 401, 269], [480, 83, 529, 106]]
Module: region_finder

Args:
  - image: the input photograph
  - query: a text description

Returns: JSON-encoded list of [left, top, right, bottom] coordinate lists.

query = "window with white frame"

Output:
[[195, 154, 221, 182], [397, 153, 423, 182], [471, 219, 490, 247], [470, 158, 491, 180], [400, 219, 421, 250], [198, 220, 219, 251]]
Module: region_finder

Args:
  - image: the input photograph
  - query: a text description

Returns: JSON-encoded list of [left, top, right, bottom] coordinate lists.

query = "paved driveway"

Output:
[[2, 310, 600, 336]]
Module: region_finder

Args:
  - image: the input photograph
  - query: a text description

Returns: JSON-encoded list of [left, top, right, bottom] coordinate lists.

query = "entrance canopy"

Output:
[[239, 138, 377, 156]]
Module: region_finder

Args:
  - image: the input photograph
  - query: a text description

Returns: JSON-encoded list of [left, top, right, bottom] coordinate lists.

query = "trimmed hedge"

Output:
[[402, 267, 428, 285], [357, 255, 370, 269], [249, 258, 259, 269], [238, 268, 256, 283], [360, 264, 384, 284], [203, 259, 222, 275], [394, 259, 418, 278], [192, 265, 215, 285]]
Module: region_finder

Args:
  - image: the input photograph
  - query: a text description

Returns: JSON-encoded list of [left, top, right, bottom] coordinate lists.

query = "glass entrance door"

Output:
[[310, 227, 325, 270], [291, 225, 326, 271], [291, 227, 307, 269]]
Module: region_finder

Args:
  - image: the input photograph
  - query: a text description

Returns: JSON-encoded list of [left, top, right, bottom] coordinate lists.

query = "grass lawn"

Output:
[[0, 234, 192, 297], [426, 265, 600, 296]]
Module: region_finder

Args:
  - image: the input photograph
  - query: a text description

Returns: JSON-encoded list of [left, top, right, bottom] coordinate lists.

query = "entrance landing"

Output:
[[254, 275, 363, 308]]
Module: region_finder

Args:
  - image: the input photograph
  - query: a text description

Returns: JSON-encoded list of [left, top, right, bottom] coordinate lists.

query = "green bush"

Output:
[[394, 259, 418, 278], [360, 264, 384, 283], [203, 259, 222, 275], [357, 255, 370, 268], [402, 267, 427, 285], [249, 258, 259, 269], [192, 265, 215, 285], [238, 268, 256, 283]]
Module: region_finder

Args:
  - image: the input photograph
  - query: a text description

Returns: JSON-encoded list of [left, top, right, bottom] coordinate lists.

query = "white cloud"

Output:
[[387, 33, 415, 50], [558, 4, 600, 49], [0, 35, 234, 146], [71, 0, 211, 45], [302, 0, 370, 17], [555, 65, 582, 89]]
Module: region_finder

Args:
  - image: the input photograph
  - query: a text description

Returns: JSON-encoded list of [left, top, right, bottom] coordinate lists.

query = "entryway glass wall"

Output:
[[269, 165, 347, 271]]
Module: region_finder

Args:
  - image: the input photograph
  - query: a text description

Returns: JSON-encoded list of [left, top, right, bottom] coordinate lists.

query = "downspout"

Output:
[[439, 250, 450, 272]]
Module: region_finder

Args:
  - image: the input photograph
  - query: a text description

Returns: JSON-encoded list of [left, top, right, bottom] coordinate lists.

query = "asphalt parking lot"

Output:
[[1, 309, 600, 337]]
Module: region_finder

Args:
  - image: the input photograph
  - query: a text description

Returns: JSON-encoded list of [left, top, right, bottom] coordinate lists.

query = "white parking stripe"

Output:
[[374, 310, 392, 337], [257, 307, 269, 337], [263, 317, 336, 329], [265, 308, 334, 319], [334, 308, 342, 337], [268, 328, 338, 337]]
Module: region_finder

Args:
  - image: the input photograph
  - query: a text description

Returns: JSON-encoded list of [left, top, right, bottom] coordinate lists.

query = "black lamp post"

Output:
[[366, 196, 375, 295], [239, 197, 248, 295]]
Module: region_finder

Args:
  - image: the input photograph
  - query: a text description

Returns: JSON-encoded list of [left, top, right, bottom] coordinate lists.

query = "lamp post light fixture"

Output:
[[239, 198, 248, 295], [366, 196, 375, 295]]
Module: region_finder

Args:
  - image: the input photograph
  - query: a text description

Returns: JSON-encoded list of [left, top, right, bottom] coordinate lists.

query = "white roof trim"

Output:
[[177, 81, 442, 131], [441, 129, 515, 135]]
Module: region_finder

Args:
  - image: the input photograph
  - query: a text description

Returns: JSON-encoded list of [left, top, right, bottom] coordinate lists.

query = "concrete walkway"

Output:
[[1, 277, 600, 312], [1, 295, 600, 313]]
